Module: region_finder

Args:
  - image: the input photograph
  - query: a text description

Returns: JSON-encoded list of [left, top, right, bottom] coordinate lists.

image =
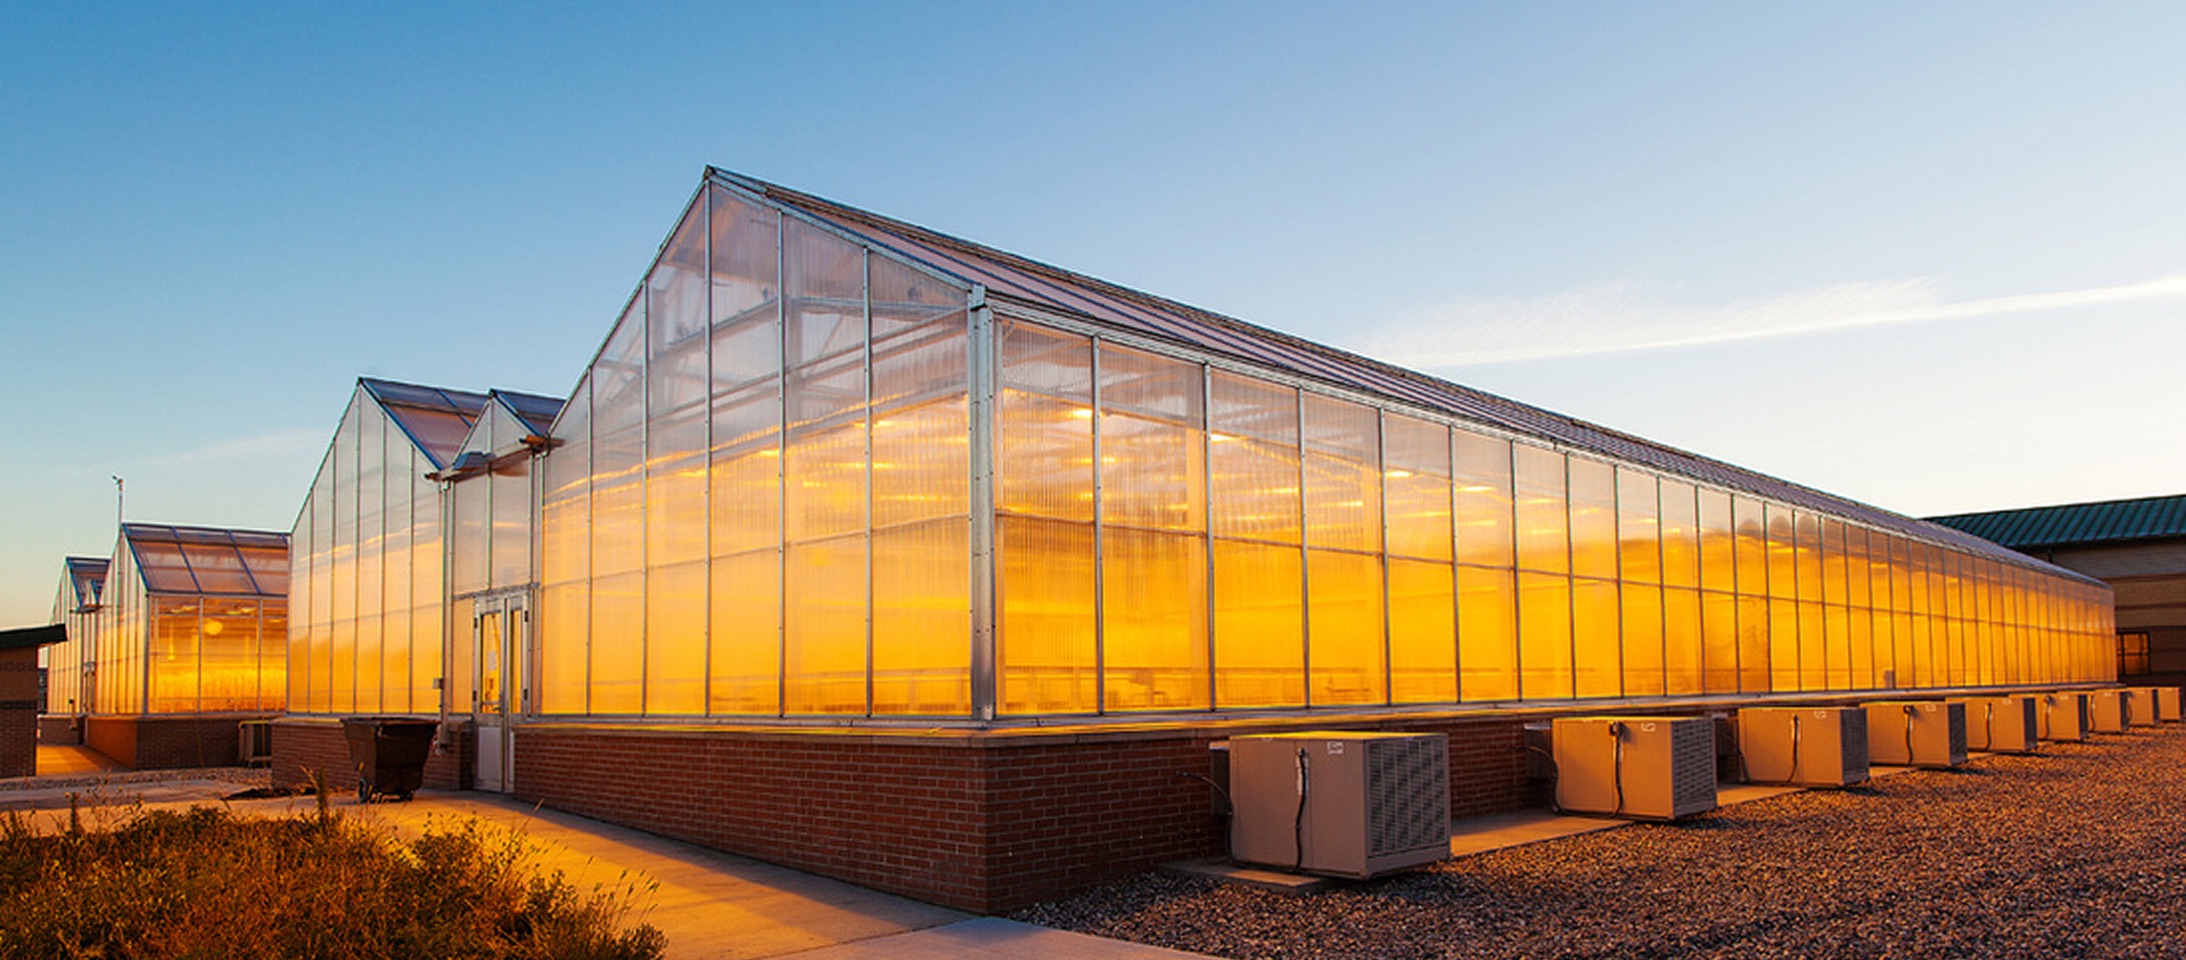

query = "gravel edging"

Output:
[[0, 766, 273, 794], [1016, 727, 2186, 959]]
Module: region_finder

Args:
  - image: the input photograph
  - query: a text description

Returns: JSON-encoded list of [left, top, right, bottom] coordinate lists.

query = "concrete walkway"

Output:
[[0, 776, 1209, 959], [34, 743, 125, 775]]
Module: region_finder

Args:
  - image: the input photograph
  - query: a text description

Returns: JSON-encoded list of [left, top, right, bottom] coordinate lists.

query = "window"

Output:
[[2119, 631, 2151, 676]]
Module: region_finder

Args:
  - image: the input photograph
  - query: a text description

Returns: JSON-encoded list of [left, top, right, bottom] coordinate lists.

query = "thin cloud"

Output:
[[1356, 274, 2186, 367], [145, 427, 326, 466]]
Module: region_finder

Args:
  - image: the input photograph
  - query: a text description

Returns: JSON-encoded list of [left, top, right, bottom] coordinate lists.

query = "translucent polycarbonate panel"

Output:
[[1664, 587, 1701, 696], [1765, 504, 1796, 601], [135, 539, 196, 593], [1382, 415, 1451, 563], [1567, 459, 1617, 581], [356, 613, 382, 712], [451, 476, 489, 596], [1210, 435, 1303, 545], [1944, 616, 1967, 687], [1101, 528, 1209, 711], [1512, 445, 1569, 574], [1849, 605, 1875, 689], [1698, 489, 1734, 593], [998, 517, 1096, 714], [1622, 581, 1665, 698], [646, 405, 707, 567], [709, 385, 780, 556], [386, 404, 477, 468], [1822, 519, 1848, 606], [1659, 480, 1698, 590], [648, 200, 710, 416], [1617, 469, 1661, 585], [1799, 601, 1825, 691], [708, 549, 779, 715], [784, 537, 867, 715], [259, 603, 287, 711], [1454, 430, 1515, 568], [539, 581, 587, 714], [1796, 512, 1823, 604], [356, 411, 386, 614], [1572, 577, 1620, 699], [1911, 613, 1934, 686], [179, 542, 256, 595], [1308, 548, 1385, 706], [713, 302, 781, 400], [384, 451, 413, 613], [149, 598, 199, 713], [998, 390, 1094, 522], [1102, 409, 1206, 533], [784, 218, 866, 368], [588, 572, 643, 714], [873, 395, 969, 528], [410, 469, 443, 712], [1768, 598, 1799, 691], [1893, 609, 1916, 686], [1389, 557, 1456, 704], [1519, 572, 1573, 700], [872, 317, 965, 407], [203, 600, 262, 710], [872, 520, 970, 715], [381, 607, 410, 714], [869, 252, 964, 343], [709, 183, 780, 330], [1213, 538, 1304, 708], [1300, 398, 1380, 555], [645, 560, 706, 715], [1100, 343, 1202, 424], [787, 352, 864, 431], [591, 426, 643, 577], [330, 617, 355, 714], [1702, 590, 1738, 693], [490, 462, 530, 589], [1733, 497, 1766, 600], [1209, 370, 1297, 444], [594, 297, 647, 436], [1738, 595, 1770, 693], [786, 420, 865, 542], [1844, 525, 1870, 608]]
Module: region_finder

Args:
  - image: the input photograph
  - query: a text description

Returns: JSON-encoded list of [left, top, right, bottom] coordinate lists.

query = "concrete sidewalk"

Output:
[[0, 776, 1208, 960]]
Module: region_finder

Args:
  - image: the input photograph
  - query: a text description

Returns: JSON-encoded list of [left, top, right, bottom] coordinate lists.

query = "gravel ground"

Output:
[[1017, 726, 2186, 959], [0, 765, 271, 793]]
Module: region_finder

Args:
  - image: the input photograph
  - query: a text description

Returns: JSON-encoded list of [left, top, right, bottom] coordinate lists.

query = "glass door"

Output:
[[472, 596, 527, 792]]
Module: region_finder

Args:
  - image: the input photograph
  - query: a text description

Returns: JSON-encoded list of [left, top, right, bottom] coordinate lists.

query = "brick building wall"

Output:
[[83, 714, 277, 770], [272, 717, 472, 794], [0, 649, 36, 778]]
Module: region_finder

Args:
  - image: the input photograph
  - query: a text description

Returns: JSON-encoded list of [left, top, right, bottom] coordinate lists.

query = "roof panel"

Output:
[[1930, 494, 2186, 550]]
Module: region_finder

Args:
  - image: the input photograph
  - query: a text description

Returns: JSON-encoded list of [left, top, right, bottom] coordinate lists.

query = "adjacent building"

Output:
[[273, 167, 2116, 912], [1931, 494, 2186, 685]]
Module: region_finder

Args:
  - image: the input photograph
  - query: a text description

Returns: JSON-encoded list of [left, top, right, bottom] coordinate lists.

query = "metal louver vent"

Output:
[[1367, 736, 1448, 857], [1671, 720, 1715, 812], [1948, 708, 1967, 760], [1842, 709, 1870, 779]]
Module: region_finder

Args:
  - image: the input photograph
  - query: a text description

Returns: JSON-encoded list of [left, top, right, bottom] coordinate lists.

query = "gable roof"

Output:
[[1928, 494, 2186, 551], [704, 168, 2087, 583], [359, 377, 561, 470], [62, 557, 107, 612], [119, 523, 290, 598]]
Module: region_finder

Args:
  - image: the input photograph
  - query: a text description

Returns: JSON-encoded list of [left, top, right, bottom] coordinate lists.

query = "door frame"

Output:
[[470, 591, 531, 793]]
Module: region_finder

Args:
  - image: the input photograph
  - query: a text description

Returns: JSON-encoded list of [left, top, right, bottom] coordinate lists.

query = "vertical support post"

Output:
[[1297, 387, 1310, 708], [1202, 364, 1218, 711], [1090, 338, 1105, 714], [967, 290, 998, 721], [862, 249, 875, 717]]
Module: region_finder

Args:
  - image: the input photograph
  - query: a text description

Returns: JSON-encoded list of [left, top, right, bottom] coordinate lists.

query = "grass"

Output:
[[0, 793, 665, 960]]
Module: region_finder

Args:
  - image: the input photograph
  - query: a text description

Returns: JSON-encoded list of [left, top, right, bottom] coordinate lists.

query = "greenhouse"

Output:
[[275, 167, 2116, 911], [41, 556, 106, 724]]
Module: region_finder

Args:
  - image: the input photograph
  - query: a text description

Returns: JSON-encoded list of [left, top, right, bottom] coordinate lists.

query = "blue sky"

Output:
[[5, 2, 2185, 626]]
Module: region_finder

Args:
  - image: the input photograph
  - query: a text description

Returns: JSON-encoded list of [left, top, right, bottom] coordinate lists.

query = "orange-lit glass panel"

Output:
[[1308, 548, 1384, 706], [1454, 429, 1515, 568], [1301, 394, 1381, 554], [1699, 489, 1735, 593], [645, 560, 706, 715], [784, 537, 866, 715], [873, 520, 970, 715], [1513, 445, 1568, 575], [1766, 505, 1797, 601], [1768, 598, 1799, 691], [708, 550, 779, 715], [1737, 595, 1770, 693], [1664, 587, 1702, 696], [1572, 577, 1621, 698], [1733, 497, 1766, 601], [646, 408, 707, 569], [1702, 589, 1739, 694], [1568, 459, 1617, 581], [1621, 581, 1664, 698], [1211, 373, 1301, 545], [1214, 539, 1303, 708], [1519, 571, 1572, 700], [1389, 557, 1456, 704], [539, 581, 587, 714], [1383, 415, 1452, 564], [1616, 468, 1661, 585], [998, 517, 1095, 714], [1102, 528, 1209, 711], [1799, 601, 1824, 691], [1458, 565, 1518, 701], [1099, 346, 1206, 533], [1848, 604, 1874, 690], [1660, 480, 1698, 589], [1795, 511, 1823, 604], [588, 572, 643, 714]]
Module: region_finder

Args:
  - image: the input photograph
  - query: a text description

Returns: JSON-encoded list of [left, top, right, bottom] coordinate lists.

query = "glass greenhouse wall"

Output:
[[505, 170, 2113, 723], [287, 380, 559, 716], [43, 557, 106, 715], [88, 525, 287, 715]]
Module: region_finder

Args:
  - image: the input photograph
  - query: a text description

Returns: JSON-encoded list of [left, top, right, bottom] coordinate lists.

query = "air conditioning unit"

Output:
[[2160, 687, 2183, 723], [1864, 701, 1967, 768], [2089, 689, 2130, 734], [1959, 696, 2039, 754], [2128, 687, 2162, 728], [2039, 691, 2090, 742], [1229, 732, 1449, 879], [1552, 716, 1717, 820], [1736, 707, 1869, 787]]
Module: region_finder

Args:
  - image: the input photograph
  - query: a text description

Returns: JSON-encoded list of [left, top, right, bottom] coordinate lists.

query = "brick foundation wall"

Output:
[[83, 715, 277, 770], [37, 716, 82, 745], [0, 707, 33, 778], [271, 717, 472, 793]]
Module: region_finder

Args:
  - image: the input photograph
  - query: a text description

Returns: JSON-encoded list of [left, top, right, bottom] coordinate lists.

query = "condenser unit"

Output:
[[2161, 687, 2183, 723], [1736, 707, 1869, 787], [1552, 717, 1717, 820], [1865, 701, 1967, 769], [2128, 687, 2162, 727], [1229, 732, 1449, 879], [1959, 696, 2039, 754], [2089, 689, 2130, 734], [2039, 691, 2090, 742]]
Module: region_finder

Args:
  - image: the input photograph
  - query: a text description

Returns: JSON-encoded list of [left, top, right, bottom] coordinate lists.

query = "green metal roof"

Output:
[[0, 623, 65, 650], [1927, 494, 2186, 550]]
